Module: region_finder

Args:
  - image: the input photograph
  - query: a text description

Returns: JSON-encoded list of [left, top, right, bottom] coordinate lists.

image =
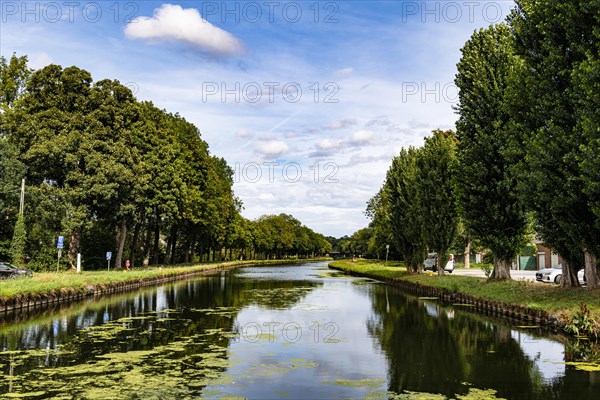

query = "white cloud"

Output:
[[323, 118, 357, 130], [336, 67, 354, 75], [29, 52, 53, 69], [236, 129, 255, 138], [317, 138, 338, 150], [124, 4, 244, 57], [348, 130, 376, 146], [254, 140, 289, 156]]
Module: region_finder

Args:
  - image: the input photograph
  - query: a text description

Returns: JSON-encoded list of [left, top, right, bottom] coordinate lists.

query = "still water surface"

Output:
[[1, 262, 599, 399]]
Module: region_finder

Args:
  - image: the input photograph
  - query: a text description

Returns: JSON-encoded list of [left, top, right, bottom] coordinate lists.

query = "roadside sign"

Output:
[[386, 244, 390, 249], [106, 251, 112, 261], [57, 236, 64, 249]]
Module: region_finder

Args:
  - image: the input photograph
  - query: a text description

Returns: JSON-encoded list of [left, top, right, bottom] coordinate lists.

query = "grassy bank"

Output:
[[0, 258, 330, 302], [329, 259, 600, 318]]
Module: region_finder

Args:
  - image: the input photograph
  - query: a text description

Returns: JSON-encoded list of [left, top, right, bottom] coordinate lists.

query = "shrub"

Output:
[[563, 302, 600, 340]]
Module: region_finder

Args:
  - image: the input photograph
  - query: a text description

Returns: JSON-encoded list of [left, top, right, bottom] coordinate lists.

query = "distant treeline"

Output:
[[0, 54, 331, 270]]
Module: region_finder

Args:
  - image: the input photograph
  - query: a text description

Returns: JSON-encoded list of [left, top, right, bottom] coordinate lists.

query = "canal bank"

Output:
[[3, 261, 599, 399], [329, 260, 600, 337], [0, 258, 331, 313]]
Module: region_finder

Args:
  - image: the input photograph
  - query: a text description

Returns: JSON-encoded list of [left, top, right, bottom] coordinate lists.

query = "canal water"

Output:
[[1, 262, 599, 399]]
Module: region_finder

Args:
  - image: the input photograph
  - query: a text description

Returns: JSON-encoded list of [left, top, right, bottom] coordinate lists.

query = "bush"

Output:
[[563, 302, 600, 340], [479, 263, 493, 278]]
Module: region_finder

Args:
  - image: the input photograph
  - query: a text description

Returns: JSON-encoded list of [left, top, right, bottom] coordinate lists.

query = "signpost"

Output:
[[385, 244, 390, 266], [57, 236, 64, 273], [106, 251, 112, 271]]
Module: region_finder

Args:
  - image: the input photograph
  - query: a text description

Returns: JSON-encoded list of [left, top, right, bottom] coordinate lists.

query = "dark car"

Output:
[[0, 262, 33, 279]]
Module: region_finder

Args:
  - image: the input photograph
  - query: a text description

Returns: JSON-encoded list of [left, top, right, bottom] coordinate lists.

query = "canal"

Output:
[[1, 262, 599, 399]]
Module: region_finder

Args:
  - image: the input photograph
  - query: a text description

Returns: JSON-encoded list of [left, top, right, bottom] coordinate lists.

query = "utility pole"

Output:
[[19, 178, 25, 216]]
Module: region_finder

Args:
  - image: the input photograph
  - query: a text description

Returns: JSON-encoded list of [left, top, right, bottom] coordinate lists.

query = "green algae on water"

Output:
[[322, 378, 385, 389], [565, 361, 600, 372]]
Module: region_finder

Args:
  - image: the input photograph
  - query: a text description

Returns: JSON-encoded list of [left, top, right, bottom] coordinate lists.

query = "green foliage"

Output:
[[508, 0, 600, 286], [363, 130, 460, 274], [0, 140, 25, 260], [382, 147, 425, 271], [479, 263, 492, 279], [417, 130, 460, 275], [0, 53, 31, 108], [520, 243, 537, 257], [10, 213, 26, 267], [563, 303, 600, 340], [455, 24, 532, 280], [0, 56, 330, 270], [252, 214, 330, 259]]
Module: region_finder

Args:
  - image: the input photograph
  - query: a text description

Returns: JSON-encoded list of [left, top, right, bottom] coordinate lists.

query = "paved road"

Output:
[[452, 268, 539, 283]]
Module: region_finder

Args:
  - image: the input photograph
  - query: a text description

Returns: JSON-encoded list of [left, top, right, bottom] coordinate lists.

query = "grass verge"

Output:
[[329, 259, 600, 318], [0, 258, 330, 302]]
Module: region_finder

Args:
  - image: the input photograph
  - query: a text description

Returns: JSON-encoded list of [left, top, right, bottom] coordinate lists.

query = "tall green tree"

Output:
[[0, 53, 30, 109], [381, 147, 426, 272], [417, 130, 460, 275], [0, 141, 25, 259], [572, 3, 600, 288], [455, 24, 531, 280], [10, 213, 26, 267], [508, 0, 600, 288]]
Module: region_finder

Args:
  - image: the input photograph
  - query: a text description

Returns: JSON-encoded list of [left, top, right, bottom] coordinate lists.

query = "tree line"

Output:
[[357, 0, 600, 289], [0, 55, 331, 270]]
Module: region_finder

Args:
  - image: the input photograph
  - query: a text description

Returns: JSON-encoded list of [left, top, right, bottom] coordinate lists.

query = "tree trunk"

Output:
[[67, 228, 80, 270], [114, 219, 127, 270], [164, 228, 173, 265], [561, 260, 580, 287], [152, 210, 160, 265], [143, 221, 152, 267], [130, 221, 141, 268], [491, 257, 512, 280], [464, 241, 471, 269], [170, 225, 178, 264], [584, 248, 600, 289], [437, 250, 447, 276], [190, 230, 196, 264]]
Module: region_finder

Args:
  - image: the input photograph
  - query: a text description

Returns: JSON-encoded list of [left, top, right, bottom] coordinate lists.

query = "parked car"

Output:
[[536, 264, 586, 285], [423, 253, 454, 273], [578, 268, 586, 285], [536, 264, 563, 284], [0, 262, 33, 279]]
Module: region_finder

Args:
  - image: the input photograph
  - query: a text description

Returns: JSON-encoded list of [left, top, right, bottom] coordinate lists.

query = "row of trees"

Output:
[[363, 0, 600, 288], [0, 54, 330, 270], [366, 130, 461, 274]]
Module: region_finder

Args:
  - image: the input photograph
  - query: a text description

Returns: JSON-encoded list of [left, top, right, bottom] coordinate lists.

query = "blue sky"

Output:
[[1, 1, 516, 237]]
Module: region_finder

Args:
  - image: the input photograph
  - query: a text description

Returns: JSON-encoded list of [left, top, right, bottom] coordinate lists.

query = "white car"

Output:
[[535, 264, 586, 285], [423, 253, 454, 273], [578, 268, 586, 285]]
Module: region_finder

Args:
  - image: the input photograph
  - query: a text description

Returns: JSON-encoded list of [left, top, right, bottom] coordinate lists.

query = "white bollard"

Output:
[[77, 253, 81, 273]]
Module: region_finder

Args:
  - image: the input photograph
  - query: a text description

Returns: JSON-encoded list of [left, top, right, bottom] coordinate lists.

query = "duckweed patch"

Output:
[[387, 388, 506, 399], [322, 378, 385, 389], [456, 388, 506, 399], [243, 287, 315, 309], [0, 320, 238, 398], [565, 361, 600, 372]]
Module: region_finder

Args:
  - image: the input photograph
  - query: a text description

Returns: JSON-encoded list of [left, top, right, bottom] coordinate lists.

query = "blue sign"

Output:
[[106, 251, 112, 261], [57, 236, 64, 249]]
